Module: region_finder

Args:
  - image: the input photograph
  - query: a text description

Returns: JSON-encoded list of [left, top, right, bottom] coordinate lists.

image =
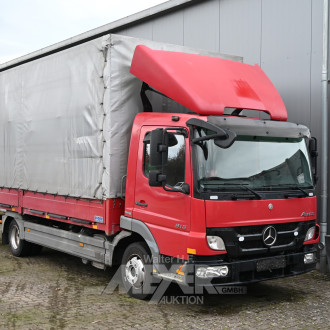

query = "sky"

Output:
[[0, 0, 168, 64]]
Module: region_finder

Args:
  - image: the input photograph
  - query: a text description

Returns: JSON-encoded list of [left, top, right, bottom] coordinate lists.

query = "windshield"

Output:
[[194, 131, 313, 193]]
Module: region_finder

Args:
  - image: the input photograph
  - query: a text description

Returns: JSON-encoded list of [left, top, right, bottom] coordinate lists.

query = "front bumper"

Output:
[[187, 249, 317, 286]]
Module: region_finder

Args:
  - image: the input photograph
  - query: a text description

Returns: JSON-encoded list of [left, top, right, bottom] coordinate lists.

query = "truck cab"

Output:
[[119, 45, 319, 296], [121, 112, 319, 290]]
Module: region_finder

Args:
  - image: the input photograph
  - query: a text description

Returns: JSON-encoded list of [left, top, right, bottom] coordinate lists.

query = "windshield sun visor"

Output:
[[207, 116, 310, 139]]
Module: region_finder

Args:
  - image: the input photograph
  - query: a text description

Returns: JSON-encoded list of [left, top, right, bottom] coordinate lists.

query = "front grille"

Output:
[[236, 222, 299, 235], [207, 220, 315, 259]]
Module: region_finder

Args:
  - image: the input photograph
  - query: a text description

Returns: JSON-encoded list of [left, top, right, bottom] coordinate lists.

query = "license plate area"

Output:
[[256, 256, 286, 272]]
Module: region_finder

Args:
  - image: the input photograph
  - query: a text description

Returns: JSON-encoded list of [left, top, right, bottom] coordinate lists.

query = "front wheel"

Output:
[[121, 242, 156, 300]]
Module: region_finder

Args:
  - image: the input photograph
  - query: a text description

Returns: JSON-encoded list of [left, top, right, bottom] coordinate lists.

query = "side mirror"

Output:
[[149, 128, 188, 193], [214, 129, 237, 148], [309, 137, 318, 184], [149, 129, 168, 167], [187, 118, 236, 149], [149, 170, 166, 187], [175, 183, 190, 195], [182, 183, 190, 194]]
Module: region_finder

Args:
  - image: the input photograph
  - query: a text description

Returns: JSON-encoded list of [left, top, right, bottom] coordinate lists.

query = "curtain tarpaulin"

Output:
[[0, 34, 240, 199]]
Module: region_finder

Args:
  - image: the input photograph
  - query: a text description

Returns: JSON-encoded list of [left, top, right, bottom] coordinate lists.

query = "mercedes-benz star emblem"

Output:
[[262, 226, 277, 247]]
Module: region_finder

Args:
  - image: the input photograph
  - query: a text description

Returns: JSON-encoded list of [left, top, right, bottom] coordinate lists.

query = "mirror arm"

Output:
[[192, 133, 228, 143], [162, 183, 190, 195]]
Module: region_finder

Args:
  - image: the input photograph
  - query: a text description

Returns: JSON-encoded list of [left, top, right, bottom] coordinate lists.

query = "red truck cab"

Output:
[[120, 111, 319, 292], [119, 46, 319, 295]]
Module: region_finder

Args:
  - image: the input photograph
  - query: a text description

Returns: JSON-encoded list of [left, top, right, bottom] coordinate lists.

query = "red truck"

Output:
[[0, 34, 319, 299]]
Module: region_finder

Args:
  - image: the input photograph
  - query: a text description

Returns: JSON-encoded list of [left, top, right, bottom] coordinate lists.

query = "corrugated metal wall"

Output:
[[117, 0, 323, 138]]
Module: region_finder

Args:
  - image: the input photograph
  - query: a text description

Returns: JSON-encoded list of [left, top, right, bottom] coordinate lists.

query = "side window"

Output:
[[143, 133, 186, 186], [143, 134, 152, 176]]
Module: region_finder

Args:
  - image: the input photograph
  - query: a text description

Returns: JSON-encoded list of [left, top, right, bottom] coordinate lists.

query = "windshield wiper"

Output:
[[231, 184, 262, 199], [200, 182, 262, 199], [263, 184, 311, 197]]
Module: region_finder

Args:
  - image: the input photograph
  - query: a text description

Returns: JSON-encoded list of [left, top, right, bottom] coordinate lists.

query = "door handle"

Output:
[[135, 201, 148, 207]]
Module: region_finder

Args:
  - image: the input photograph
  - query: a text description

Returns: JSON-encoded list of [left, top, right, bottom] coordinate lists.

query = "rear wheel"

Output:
[[8, 220, 42, 257], [121, 242, 156, 300]]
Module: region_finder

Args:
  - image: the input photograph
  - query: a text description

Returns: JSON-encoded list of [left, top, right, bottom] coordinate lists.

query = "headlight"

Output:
[[304, 253, 315, 264], [207, 236, 226, 250], [304, 226, 315, 241], [196, 266, 229, 278]]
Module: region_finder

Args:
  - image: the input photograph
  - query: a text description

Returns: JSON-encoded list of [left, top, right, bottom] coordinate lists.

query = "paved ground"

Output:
[[0, 234, 330, 330]]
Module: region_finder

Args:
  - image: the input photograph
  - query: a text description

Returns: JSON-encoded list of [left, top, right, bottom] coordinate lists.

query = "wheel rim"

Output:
[[125, 256, 145, 289], [10, 224, 20, 250]]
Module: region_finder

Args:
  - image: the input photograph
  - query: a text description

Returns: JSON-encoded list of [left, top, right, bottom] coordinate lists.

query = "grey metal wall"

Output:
[[117, 0, 323, 137]]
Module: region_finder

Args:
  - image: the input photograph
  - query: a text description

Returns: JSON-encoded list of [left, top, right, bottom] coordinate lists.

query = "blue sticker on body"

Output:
[[94, 216, 104, 223]]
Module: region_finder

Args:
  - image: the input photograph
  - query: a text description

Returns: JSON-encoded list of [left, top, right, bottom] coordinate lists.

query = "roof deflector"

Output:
[[130, 45, 287, 121]]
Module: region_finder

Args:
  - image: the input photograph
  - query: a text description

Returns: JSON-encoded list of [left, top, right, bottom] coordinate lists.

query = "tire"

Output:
[[121, 242, 156, 300], [8, 220, 42, 257]]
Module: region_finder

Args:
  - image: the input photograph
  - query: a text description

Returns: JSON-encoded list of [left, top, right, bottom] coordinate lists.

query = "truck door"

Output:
[[133, 126, 191, 257]]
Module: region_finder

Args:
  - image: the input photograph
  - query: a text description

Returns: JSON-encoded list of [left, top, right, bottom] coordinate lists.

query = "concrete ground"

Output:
[[0, 234, 329, 330]]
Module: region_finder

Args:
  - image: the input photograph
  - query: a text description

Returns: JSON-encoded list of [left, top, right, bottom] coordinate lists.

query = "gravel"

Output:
[[0, 234, 329, 329]]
